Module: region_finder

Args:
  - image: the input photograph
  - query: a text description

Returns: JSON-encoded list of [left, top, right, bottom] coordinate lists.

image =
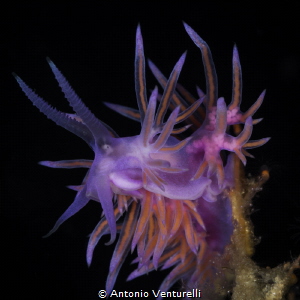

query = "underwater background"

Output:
[[2, 2, 300, 299]]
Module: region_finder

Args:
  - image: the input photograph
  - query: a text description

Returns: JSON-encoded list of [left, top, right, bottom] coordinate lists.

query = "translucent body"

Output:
[[15, 23, 269, 297]]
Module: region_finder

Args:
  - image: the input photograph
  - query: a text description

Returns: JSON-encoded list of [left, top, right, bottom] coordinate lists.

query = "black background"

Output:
[[2, 3, 300, 299]]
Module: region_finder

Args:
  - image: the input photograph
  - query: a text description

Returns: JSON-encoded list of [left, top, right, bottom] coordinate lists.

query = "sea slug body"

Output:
[[14, 22, 269, 296]]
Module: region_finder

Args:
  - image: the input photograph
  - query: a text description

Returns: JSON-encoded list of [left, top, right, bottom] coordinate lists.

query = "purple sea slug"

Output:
[[14, 23, 272, 297]]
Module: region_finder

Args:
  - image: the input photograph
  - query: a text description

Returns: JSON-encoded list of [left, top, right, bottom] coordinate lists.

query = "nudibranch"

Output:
[[14, 23, 269, 296]]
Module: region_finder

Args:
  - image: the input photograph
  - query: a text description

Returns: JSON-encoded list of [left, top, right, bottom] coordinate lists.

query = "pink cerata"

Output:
[[14, 23, 269, 297]]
